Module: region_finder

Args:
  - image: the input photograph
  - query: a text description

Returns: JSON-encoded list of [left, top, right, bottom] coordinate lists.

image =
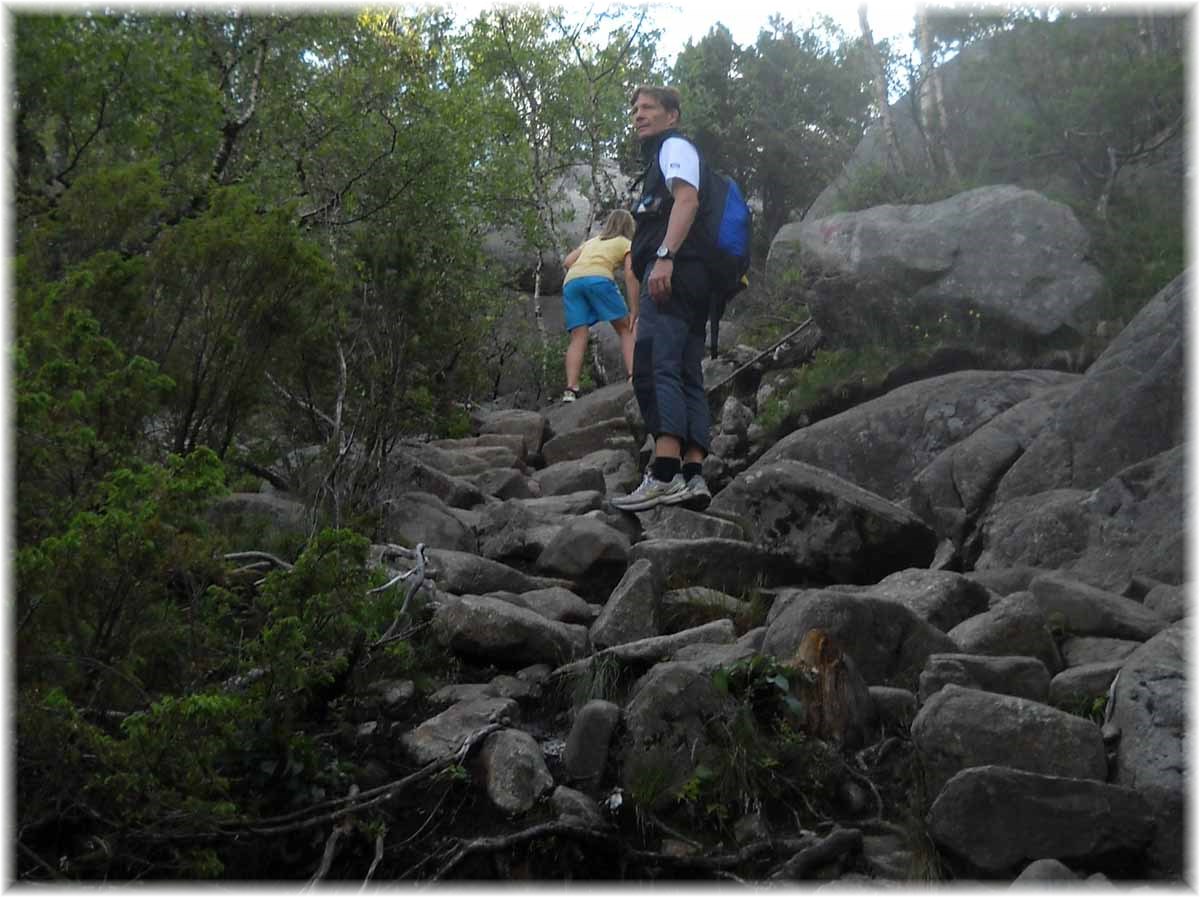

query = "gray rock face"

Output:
[[1048, 661, 1124, 710], [382, 451, 486, 509], [400, 697, 520, 765], [639, 505, 746, 542], [590, 558, 659, 649], [550, 786, 608, 828], [761, 589, 958, 686], [911, 684, 1107, 795], [563, 699, 621, 784], [430, 432, 530, 462], [1012, 858, 1080, 882], [476, 500, 561, 563], [406, 441, 521, 478], [948, 594, 1063, 674], [928, 765, 1156, 874], [709, 460, 937, 584], [996, 273, 1185, 501], [554, 620, 738, 681], [1144, 583, 1186, 622], [477, 409, 548, 458], [1028, 570, 1168, 641], [918, 653, 1051, 703], [478, 729, 555, 815], [858, 568, 991, 632], [424, 547, 570, 596], [1059, 636, 1141, 668], [470, 467, 539, 501], [533, 461, 607, 497], [535, 516, 630, 577], [627, 538, 804, 593], [977, 446, 1185, 591], [756, 369, 1076, 503], [377, 491, 478, 553], [769, 186, 1106, 350], [434, 595, 588, 666], [911, 380, 1080, 545], [500, 586, 598, 624], [619, 661, 735, 810], [1108, 623, 1186, 877], [542, 417, 638, 466]]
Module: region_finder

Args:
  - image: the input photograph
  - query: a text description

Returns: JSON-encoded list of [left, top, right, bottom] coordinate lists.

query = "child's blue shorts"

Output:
[[563, 276, 630, 331]]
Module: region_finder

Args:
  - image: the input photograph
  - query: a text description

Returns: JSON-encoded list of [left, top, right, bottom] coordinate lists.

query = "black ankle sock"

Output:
[[652, 456, 682, 482], [682, 462, 703, 481]]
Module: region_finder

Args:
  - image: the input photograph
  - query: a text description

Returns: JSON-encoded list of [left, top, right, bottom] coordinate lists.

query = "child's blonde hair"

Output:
[[598, 209, 635, 240]]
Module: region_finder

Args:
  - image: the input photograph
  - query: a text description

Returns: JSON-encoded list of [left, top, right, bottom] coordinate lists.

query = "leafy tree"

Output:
[[672, 16, 871, 247]]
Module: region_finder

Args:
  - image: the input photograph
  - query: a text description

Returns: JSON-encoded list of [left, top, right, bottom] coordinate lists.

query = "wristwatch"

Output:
[[655, 245, 675, 261]]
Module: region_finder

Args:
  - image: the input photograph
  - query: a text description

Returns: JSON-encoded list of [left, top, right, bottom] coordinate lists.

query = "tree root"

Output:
[[432, 818, 830, 881], [767, 827, 863, 880]]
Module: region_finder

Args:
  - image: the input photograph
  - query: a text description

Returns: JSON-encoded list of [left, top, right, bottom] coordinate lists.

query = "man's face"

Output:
[[631, 93, 678, 141]]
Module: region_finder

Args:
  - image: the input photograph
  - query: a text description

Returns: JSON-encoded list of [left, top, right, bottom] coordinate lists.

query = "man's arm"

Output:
[[623, 252, 639, 323], [647, 180, 699, 301]]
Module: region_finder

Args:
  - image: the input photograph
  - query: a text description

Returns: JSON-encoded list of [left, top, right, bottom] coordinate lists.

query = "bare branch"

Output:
[[223, 551, 294, 571]]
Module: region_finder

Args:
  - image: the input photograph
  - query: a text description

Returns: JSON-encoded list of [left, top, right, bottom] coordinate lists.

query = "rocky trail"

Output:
[[214, 264, 1185, 885]]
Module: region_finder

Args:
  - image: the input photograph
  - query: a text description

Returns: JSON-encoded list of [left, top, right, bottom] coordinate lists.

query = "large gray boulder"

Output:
[[375, 491, 478, 553], [424, 547, 571, 596], [627, 538, 805, 594], [975, 445, 1184, 592], [854, 568, 991, 632], [618, 661, 736, 810], [911, 684, 1107, 795], [709, 460, 937, 584], [1027, 571, 1169, 641], [481, 159, 627, 295], [756, 369, 1077, 504], [948, 595, 1064, 674], [1108, 622, 1186, 877], [761, 589, 958, 686], [910, 380, 1081, 545], [994, 272, 1185, 501], [589, 558, 659, 650], [918, 653, 1051, 704], [477, 409, 548, 458], [477, 729, 555, 815], [542, 417, 638, 467], [535, 516, 630, 578], [433, 594, 588, 666], [928, 766, 1156, 875], [400, 697, 520, 765], [769, 186, 1106, 352]]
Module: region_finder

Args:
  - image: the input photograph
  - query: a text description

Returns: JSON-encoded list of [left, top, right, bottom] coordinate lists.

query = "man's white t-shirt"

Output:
[[659, 137, 700, 193]]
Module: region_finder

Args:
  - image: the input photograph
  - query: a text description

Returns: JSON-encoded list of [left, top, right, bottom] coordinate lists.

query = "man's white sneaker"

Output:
[[561, 387, 580, 403], [681, 474, 712, 511], [610, 471, 689, 512]]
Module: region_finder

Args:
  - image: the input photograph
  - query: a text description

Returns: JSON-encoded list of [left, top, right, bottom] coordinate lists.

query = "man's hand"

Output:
[[648, 258, 674, 302]]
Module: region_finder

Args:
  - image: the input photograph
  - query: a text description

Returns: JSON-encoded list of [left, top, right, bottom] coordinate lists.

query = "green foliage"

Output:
[[832, 161, 967, 213], [17, 450, 228, 704], [672, 16, 871, 245], [16, 287, 175, 542], [755, 346, 898, 435]]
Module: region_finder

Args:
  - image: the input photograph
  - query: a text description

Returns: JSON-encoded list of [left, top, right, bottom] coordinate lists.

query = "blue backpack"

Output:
[[696, 162, 753, 357]]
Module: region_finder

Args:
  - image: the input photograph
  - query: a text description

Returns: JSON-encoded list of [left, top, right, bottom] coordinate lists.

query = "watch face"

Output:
[[657, 246, 669, 258]]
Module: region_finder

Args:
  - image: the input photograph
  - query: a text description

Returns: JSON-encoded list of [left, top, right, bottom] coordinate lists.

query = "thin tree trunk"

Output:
[[858, 5, 904, 176], [916, 9, 959, 181]]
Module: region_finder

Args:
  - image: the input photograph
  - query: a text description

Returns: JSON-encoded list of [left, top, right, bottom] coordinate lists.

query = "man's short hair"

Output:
[[630, 85, 682, 118]]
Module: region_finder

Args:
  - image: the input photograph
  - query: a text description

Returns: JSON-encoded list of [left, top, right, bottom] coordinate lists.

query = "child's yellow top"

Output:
[[564, 235, 631, 283]]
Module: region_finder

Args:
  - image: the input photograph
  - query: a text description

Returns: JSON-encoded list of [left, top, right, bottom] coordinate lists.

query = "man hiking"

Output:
[[611, 85, 713, 513]]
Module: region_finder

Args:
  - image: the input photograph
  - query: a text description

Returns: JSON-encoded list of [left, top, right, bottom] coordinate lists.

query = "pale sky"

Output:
[[440, 1, 918, 64]]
